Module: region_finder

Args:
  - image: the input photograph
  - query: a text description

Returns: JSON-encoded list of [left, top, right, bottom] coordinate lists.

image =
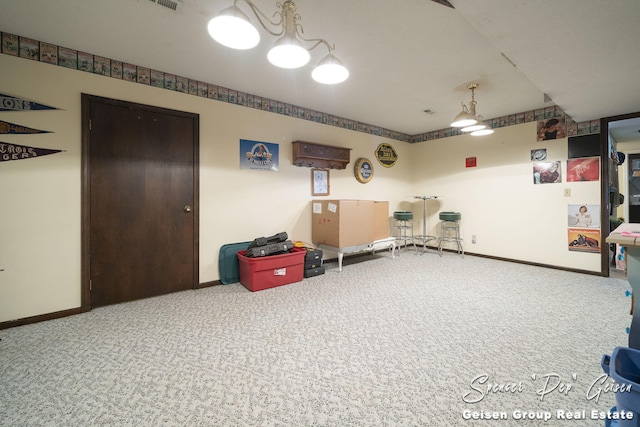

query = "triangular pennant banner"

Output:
[[0, 94, 58, 112], [0, 120, 52, 134], [0, 142, 64, 162]]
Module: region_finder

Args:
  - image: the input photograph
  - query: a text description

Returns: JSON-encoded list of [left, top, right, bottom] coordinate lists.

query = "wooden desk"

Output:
[[607, 223, 640, 349]]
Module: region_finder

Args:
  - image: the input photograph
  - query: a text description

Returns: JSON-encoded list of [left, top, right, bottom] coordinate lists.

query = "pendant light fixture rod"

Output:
[[236, 0, 285, 37], [466, 83, 478, 117]]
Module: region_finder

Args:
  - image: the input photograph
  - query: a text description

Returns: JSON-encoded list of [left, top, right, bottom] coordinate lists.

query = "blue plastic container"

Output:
[[602, 347, 640, 426], [605, 407, 619, 427]]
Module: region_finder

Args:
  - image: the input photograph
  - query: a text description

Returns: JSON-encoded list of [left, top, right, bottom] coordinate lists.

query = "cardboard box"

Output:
[[373, 201, 390, 240], [237, 247, 305, 292], [312, 200, 375, 248]]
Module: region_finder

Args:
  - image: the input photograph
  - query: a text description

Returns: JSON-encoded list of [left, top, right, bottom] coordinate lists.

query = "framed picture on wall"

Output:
[[567, 157, 600, 182], [312, 169, 330, 196], [533, 161, 562, 184]]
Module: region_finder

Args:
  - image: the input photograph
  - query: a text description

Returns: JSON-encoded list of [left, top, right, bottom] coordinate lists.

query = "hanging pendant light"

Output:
[[312, 54, 350, 84], [451, 104, 477, 128], [451, 83, 493, 135], [461, 115, 488, 133], [207, 0, 348, 84], [207, 5, 260, 50], [267, 33, 310, 69], [471, 125, 494, 136]]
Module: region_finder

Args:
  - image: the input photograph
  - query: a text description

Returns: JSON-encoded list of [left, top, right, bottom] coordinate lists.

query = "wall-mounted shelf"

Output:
[[292, 141, 351, 169]]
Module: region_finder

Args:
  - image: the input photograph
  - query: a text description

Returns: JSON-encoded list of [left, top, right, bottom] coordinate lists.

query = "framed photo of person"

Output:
[[311, 169, 329, 196]]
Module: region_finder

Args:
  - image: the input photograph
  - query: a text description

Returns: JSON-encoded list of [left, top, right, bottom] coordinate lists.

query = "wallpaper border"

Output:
[[1, 31, 601, 143]]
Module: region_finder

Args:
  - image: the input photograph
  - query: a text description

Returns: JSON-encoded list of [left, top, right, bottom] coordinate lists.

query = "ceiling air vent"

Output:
[[148, 0, 183, 12]]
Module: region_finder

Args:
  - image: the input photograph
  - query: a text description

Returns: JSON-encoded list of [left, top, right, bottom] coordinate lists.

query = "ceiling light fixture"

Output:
[[450, 83, 494, 136], [469, 125, 494, 136], [207, 0, 349, 84]]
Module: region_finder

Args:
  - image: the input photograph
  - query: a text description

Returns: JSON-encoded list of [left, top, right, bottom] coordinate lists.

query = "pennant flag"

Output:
[[0, 120, 52, 134], [0, 142, 64, 162], [0, 94, 58, 112]]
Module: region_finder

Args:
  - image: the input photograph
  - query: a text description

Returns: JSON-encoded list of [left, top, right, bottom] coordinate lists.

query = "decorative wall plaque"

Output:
[[354, 158, 374, 183], [375, 143, 397, 168]]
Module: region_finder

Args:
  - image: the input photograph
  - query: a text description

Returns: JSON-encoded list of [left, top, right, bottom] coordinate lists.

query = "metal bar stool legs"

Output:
[[393, 211, 417, 255], [437, 211, 463, 257]]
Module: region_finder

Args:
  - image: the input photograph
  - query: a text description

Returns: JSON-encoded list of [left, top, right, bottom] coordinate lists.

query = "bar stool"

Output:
[[437, 211, 463, 257], [393, 211, 417, 254]]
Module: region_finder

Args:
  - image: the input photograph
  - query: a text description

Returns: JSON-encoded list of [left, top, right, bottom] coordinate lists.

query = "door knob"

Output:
[[184, 205, 192, 213]]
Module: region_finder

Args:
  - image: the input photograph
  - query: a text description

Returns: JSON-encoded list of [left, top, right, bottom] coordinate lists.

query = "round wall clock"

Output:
[[354, 158, 374, 183]]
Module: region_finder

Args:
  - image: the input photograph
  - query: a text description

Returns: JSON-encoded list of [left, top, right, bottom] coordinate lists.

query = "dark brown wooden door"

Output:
[[83, 95, 199, 308]]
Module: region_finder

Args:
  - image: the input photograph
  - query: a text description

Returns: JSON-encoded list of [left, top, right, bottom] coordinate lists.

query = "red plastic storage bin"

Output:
[[237, 247, 306, 291]]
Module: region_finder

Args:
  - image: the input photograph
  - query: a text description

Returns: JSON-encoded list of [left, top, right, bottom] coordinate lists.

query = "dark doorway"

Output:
[[81, 95, 199, 309], [602, 111, 640, 276], [628, 154, 640, 223]]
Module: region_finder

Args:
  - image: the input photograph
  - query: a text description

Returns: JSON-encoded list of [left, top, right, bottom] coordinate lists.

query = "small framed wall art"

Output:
[[312, 169, 329, 196]]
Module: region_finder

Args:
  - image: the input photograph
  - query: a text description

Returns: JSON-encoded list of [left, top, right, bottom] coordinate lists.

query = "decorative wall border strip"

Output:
[[413, 107, 601, 143], [1, 31, 601, 143]]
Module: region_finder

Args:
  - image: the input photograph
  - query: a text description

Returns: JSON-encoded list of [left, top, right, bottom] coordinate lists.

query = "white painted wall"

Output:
[[0, 54, 414, 322], [0, 53, 603, 323], [409, 123, 601, 270]]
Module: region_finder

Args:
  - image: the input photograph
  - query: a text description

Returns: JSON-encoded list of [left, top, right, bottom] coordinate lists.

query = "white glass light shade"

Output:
[[267, 34, 310, 69], [207, 6, 260, 50], [312, 54, 349, 84], [461, 122, 487, 132], [451, 106, 477, 128], [471, 127, 494, 136]]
